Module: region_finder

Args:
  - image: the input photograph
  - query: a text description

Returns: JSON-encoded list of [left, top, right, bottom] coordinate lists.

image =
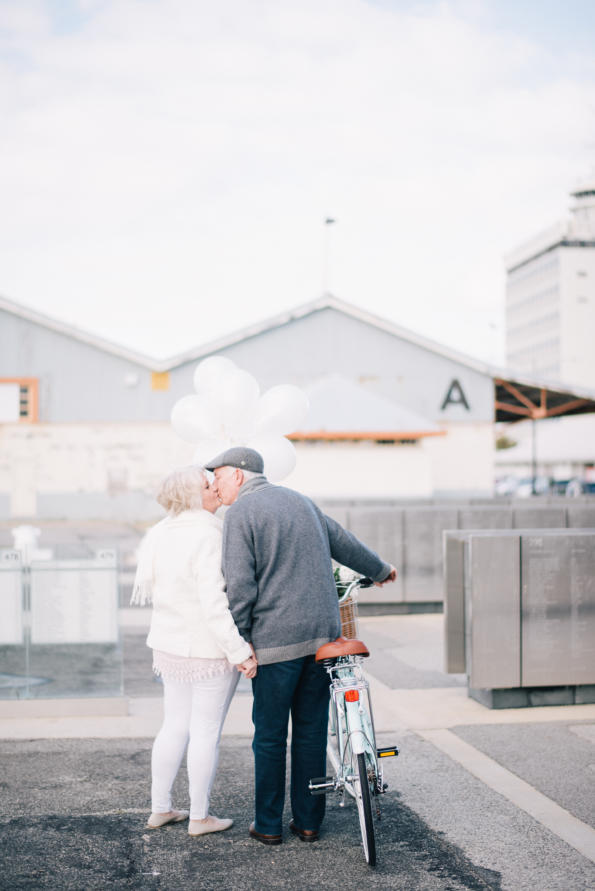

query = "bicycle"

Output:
[[308, 576, 399, 866]]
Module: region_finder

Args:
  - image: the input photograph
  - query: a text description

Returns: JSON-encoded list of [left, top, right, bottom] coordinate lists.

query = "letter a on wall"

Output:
[[441, 379, 470, 411]]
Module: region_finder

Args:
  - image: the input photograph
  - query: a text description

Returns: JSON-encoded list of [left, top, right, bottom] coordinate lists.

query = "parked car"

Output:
[[512, 476, 552, 498], [565, 478, 595, 496], [494, 475, 519, 496]]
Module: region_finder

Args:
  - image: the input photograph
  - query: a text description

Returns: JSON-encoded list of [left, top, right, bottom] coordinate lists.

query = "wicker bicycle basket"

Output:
[[339, 595, 359, 639]]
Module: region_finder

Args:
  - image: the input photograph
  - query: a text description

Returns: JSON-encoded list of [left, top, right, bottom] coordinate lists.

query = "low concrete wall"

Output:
[[2, 496, 594, 607], [330, 500, 595, 605], [36, 492, 158, 522], [0, 494, 10, 519]]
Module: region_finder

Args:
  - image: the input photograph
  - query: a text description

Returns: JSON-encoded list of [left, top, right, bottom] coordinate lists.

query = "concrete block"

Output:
[[457, 507, 512, 529], [316, 501, 349, 527], [403, 507, 458, 602], [346, 507, 404, 603], [468, 687, 529, 709], [574, 685, 595, 704], [512, 507, 567, 528], [359, 601, 442, 616], [521, 532, 595, 686], [443, 532, 467, 673], [37, 491, 160, 522], [527, 687, 575, 707], [566, 505, 595, 528], [466, 534, 521, 690], [0, 494, 11, 519]]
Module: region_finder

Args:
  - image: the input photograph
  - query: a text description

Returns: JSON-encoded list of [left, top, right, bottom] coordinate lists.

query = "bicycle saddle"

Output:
[[315, 636, 370, 662]]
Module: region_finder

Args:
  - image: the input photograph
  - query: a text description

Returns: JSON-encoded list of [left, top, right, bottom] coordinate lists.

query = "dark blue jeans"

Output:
[[251, 655, 330, 835]]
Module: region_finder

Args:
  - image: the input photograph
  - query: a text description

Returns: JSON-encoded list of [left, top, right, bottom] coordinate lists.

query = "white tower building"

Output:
[[505, 175, 595, 388]]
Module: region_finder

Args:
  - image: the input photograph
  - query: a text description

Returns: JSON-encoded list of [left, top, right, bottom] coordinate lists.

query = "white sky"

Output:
[[2, 0, 594, 362]]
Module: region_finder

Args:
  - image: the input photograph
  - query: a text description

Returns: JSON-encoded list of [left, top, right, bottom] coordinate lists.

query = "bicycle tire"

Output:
[[354, 751, 376, 866]]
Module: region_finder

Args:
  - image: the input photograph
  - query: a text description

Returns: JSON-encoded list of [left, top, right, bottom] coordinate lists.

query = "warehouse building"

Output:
[[1, 293, 593, 518]]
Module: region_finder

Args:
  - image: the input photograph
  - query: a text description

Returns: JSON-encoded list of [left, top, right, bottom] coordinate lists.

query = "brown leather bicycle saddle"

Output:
[[315, 636, 370, 662]]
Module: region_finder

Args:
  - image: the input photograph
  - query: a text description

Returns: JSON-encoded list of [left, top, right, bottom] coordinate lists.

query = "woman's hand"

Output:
[[238, 655, 258, 679]]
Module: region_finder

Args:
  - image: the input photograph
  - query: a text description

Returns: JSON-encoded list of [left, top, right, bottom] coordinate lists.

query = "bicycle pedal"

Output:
[[377, 746, 399, 758], [308, 776, 335, 795]]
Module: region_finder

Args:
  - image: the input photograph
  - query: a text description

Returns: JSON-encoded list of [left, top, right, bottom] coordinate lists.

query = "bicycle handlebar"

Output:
[[337, 575, 374, 603]]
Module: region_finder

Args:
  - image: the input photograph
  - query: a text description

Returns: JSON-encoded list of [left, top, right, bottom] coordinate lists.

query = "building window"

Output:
[[0, 378, 38, 422]]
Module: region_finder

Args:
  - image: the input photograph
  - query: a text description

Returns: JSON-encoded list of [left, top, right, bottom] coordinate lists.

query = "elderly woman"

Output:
[[132, 465, 256, 837]]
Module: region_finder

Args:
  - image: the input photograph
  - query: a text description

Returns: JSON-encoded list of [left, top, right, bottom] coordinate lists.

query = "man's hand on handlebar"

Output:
[[374, 565, 397, 587]]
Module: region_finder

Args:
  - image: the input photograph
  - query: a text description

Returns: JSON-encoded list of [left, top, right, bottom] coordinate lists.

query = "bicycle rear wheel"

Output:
[[354, 752, 376, 866]]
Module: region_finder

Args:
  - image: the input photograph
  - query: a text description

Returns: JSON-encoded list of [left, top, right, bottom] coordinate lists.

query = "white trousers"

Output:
[[151, 669, 239, 820]]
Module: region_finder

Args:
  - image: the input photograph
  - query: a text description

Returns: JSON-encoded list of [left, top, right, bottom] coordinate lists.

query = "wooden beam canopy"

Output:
[[494, 377, 595, 424]]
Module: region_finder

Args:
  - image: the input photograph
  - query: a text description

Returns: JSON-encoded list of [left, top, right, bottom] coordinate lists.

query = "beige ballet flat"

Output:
[[147, 809, 189, 829], [188, 815, 234, 836]]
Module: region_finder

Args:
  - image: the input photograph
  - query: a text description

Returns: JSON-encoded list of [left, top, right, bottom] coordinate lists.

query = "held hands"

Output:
[[374, 564, 398, 587], [237, 654, 258, 679]]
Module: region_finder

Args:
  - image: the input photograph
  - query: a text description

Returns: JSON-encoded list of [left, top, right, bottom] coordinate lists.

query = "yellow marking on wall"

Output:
[[151, 372, 170, 391]]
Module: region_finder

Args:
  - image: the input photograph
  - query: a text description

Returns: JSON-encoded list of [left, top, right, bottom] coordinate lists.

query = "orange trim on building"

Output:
[[289, 429, 446, 441]]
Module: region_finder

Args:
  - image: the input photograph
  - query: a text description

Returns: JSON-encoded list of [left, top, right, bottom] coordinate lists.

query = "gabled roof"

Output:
[[1, 290, 497, 374], [3, 291, 595, 423], [292, 374, 444, 440], [165, 292, 497, 375], [0, 293, 158, 369]]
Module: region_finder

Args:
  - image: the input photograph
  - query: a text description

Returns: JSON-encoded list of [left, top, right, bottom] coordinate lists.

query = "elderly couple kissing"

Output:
[[133, 447, 396, 842]]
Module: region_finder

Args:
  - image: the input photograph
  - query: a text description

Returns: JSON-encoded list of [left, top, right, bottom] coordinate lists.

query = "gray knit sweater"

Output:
[[221, 476, 391, 665]]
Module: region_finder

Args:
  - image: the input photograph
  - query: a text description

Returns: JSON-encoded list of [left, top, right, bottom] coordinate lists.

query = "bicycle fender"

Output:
[[345, 700, 367, 754]]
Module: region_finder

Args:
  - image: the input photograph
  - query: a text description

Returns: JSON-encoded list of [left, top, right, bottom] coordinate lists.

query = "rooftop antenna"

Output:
[[322, 217, 336, 294]]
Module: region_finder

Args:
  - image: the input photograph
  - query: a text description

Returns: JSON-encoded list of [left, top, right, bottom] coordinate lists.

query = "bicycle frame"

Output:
[[309, 575, 399, 866], [326, 658, 384, 800]]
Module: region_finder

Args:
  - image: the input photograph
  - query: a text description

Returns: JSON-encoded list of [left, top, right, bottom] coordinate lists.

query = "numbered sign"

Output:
[[0, 550, 24, 645], [30, 555, 118, 645]]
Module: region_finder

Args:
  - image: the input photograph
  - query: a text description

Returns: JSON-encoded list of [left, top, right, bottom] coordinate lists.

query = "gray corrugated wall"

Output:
[[1, 306, 493, 423]]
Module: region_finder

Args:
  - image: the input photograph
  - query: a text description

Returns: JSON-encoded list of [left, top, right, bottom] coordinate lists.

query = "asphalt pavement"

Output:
[[1, 582, 595, 888], [1, 734, 507, 891]]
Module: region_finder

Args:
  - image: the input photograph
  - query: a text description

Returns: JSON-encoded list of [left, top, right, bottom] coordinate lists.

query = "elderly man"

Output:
[[206, 446, 396, 846]]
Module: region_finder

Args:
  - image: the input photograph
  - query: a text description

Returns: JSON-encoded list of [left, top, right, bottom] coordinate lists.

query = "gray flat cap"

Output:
[[204, 446, 264, 474]]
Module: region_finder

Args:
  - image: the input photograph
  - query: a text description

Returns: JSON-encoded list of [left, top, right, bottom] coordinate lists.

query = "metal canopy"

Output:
[[494, 377, 595, 424]]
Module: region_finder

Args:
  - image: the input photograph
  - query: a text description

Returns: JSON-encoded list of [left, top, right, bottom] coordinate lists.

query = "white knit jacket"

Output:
[[133, 509, 252, 664]]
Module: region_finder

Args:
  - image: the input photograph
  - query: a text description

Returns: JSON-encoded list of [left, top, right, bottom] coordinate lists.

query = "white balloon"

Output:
[[254, 385, 309, 437], [219, 369, 260, 440], [192, 437, 232, 467], [170, 395, 221, 442], [248, 435, 297, 482], [193, 356, 237, 396]]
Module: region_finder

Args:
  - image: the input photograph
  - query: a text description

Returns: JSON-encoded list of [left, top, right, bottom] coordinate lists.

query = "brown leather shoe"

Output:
[[289, 819, 319, 842], [249, 822, 282, 845]]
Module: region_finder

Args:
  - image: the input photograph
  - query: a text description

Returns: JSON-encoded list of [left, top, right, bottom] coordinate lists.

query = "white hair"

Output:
[[239, 468, 260, 483], [217, 466, 261, 484], [156, 465, 206, 515]]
